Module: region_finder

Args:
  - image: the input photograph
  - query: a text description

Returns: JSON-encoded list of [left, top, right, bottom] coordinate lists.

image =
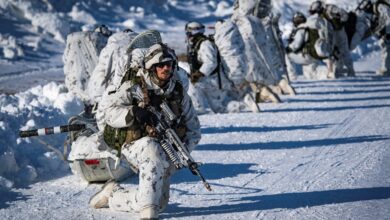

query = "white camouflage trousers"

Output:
[[334, 29, 355, 75], [108, 137, 173, 213], [379, 36, 390, 75]]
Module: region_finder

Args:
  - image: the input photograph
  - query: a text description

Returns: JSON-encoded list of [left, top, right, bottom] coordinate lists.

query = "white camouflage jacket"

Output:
[[288, 27, 307, 53], [197, 39, 219, 76], [98, 69, 201, 152]]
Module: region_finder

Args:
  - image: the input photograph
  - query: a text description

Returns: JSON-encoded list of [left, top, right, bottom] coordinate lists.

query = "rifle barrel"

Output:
[[19, 124, 86, 138], [192, 167, 212, 191]]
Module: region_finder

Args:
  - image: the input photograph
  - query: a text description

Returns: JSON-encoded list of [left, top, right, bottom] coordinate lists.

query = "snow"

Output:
[[0, 0, 389, 219]]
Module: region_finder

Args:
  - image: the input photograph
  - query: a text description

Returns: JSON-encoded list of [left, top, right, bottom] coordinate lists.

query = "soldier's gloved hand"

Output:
[[132, 106, 157, 127], [190, 70, 205, 83]]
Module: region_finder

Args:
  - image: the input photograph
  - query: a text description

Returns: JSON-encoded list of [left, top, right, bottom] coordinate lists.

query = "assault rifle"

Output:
[[147, 102, 212, 191]]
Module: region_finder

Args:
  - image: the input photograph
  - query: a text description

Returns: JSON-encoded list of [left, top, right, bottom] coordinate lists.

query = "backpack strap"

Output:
[[289, 27, 308, 54], [139, 74, 150, 106], [120, 67, 150, 107]]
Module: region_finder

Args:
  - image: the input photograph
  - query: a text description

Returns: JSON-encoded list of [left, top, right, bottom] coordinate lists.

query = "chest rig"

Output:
[[103, 69, 187, 155]]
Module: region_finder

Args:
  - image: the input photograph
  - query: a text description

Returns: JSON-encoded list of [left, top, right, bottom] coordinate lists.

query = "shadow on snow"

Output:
[[297, 88, 390, 95], [287, 96, 390, 103], [171, 163, 260, 184], [0, 189, 30, 209], [292, 75, 390, 85], [201, 124, 333, 134], [163, 187, 390, 218], [197, 135, 390, 151], [264, 104, 390, 113], [294, 83, 390, 89]]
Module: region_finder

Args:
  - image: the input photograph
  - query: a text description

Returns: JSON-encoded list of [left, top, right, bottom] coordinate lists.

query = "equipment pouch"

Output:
[[103, 125, 142, 154]]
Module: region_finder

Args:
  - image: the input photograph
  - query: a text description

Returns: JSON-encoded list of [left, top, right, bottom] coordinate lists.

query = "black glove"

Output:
[[132, 106, 157, 126], [285, 46, 292, 54], [190, 70, 205, 83]]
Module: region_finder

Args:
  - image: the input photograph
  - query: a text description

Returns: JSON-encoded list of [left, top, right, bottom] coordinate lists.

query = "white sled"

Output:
[[67, 114, 134, 183]]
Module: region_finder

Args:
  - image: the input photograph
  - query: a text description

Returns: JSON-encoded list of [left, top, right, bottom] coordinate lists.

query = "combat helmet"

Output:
[[309, 1, 325, 14], [185, 21, 205, 37], [293, 11, 307, 27]]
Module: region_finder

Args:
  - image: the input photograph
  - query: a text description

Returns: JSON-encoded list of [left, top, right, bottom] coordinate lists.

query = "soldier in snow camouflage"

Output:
[[89, 43, 201, 220]]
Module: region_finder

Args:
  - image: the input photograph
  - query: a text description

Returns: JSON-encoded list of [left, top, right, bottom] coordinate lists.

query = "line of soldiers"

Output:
[[185, 0, 298, 114], [61, 1, 300, 219], [286, 0, 390, 79]]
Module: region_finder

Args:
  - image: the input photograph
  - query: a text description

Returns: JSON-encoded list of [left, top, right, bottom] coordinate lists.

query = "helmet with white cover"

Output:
[[144, 43, 177, 71], [185, 21, 205, 37], [309, 1, 325, 15], [293, 11, 307, 27], [94, 24, 112, 37], [357, 1, 373, 14]]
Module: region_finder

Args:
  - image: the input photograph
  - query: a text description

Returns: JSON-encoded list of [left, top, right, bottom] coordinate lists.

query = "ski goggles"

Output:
[[155, 60, 174, 68]]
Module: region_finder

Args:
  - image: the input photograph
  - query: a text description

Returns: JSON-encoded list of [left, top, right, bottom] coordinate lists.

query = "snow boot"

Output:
[[243, 93, 261, 112], [140, 205, 159, 220], [327, 71, 336, 79], [269, 85, 283, 95], [260, 86, 281, 103], [278, 78, 296, 95], [377, 69, 390, 76], [347, 70, 356, 77], [89, 180, 118, 209]]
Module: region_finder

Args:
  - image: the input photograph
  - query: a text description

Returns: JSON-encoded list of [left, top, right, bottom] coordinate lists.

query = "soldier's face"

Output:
[[155, 61, 173, 82]]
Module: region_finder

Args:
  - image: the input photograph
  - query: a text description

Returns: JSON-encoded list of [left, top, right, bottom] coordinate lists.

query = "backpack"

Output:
[[302, 15, 335, 59], [304, 28, 328, 60], [63, 30, 110, 104], [323, 4, 349, 31], [214, 20, 247, 86], [87, 30, 162, 105]]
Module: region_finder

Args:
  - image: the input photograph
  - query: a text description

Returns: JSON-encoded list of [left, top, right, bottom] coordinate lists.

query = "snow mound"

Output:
[[0, 82, 82, 188]]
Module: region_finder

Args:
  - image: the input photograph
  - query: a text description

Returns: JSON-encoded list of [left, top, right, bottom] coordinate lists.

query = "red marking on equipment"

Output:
[[84, 159, 100, 165]]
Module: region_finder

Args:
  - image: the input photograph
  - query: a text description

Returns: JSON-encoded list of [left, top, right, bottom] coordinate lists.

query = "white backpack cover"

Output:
[[261, 14, 288, 78], [234, 15, 281, 85], [87, 30, 162, 104], [87, 31, 138, 104], [214, 20, 247, 86], [63, 31, 109, 104]]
